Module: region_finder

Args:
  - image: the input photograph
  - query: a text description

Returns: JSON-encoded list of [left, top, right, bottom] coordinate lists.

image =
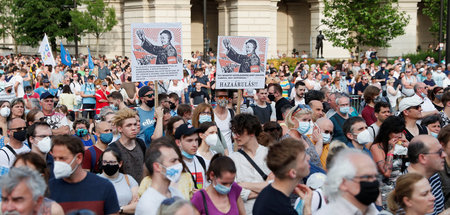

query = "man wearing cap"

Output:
[[40, 92, 70, 135], [399, 96, 429, 141], [174, 123, 209, 189], [222, 38, 261, 73], [136, 86, 155, 140], [412, 82, 439, 118], [110, 79, 130, 105], [95, 81, 110, 115], [80, 75, 96, 123]]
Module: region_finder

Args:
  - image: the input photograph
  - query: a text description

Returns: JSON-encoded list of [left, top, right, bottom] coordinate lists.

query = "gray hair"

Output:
[[29, 98, 41, 110], [323, 148, 365, 202], [0, 167, 47, 200], [335, 93, 349, 106], [157, 198, 193, 215], [99, 106, 115, 117]]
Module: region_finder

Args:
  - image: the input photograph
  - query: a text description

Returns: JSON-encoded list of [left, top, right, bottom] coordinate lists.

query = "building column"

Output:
[[123, 0, 192, 58], [378, 0, 421, 57], [308, 0, 350, 59]]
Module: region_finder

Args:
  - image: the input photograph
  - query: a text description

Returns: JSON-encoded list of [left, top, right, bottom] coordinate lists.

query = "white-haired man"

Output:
[[317, 148, 379, 215]]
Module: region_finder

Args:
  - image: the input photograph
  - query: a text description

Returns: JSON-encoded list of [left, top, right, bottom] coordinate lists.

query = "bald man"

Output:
[[309, 100, 325, 122], [82, 121, 113, 173], [316, 117, 333, 168]]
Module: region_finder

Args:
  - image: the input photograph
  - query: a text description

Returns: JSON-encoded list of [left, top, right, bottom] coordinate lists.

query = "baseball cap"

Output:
[[138, 86, 153, 98], [174, 123, 199, 140], [43, 79, 50, 83], [398, 96, 423, 112], [40, 91, 55, 100], [113, 79, 121, 85], [102, 81, 108, 86]]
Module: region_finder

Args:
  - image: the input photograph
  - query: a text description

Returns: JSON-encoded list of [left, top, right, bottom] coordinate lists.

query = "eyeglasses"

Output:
[[11, 127, 26, 131], [102, 160, 118, 165], [422, 148, 445, 156], [351, 174, 381, 182], [38, 117, 47, 122], [216, 95, 228, 100], [408, 105, 421, 110], [145, 94, 154, 98]]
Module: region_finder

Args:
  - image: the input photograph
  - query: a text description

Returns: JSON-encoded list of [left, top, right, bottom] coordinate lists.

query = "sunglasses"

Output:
[[145, 94, 154, 98], [408, 105, 421, 110]]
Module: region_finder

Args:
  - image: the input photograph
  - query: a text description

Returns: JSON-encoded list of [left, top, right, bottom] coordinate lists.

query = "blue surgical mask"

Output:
[[100, 132, 113, 144], [431, 132, 438, 138], [181, 150, 195, 159], [187, 119, 192, 125], [322, 133, 331, 143], [340, 106, 349, 114], [297, 121, 311, 134], [199, 115, 212, 124], [214, 183, 232, 195], [421, 92, 426, 98]]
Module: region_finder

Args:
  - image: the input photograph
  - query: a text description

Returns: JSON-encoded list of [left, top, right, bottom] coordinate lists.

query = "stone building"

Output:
[[0, 0, 436, 59]]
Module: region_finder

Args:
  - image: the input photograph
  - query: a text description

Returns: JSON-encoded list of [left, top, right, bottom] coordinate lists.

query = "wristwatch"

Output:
[[120, 207, 123, 214]]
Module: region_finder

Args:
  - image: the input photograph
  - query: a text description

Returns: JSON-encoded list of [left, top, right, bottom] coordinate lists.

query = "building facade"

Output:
[[0, 0, 436, 59]]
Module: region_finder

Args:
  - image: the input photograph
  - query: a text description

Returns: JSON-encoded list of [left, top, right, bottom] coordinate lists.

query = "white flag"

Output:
[[38, 34, 56, 67]]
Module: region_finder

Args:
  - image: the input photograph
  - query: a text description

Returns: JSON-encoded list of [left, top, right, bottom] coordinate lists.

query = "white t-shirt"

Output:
[[368, 123, 380, 143], [10, 74, 24, 98], [0, 144, 31, 167], [135, 186, 184, 215], [99, 173, 138, 207], [214, 110, 233, 153], [184, 156, 209, 189], [167, 82, 185, 98]]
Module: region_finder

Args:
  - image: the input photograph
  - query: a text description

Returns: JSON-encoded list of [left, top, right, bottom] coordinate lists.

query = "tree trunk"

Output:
[[95, 34, 99, 57]]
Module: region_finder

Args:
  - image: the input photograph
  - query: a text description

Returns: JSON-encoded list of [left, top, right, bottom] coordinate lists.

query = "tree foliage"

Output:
[[0, 0, 20, 53], [321, 0, 410, 56], [422, 0, 446, 39], [71, 0, 118, 56]]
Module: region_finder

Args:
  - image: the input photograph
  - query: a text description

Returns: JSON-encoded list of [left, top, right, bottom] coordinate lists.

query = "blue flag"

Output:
[[60, 43, 72, 66], [88, 47, 94, 70]]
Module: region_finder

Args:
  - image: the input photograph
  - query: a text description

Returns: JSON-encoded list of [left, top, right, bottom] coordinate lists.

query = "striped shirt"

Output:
[[429, 173, 445, 215]]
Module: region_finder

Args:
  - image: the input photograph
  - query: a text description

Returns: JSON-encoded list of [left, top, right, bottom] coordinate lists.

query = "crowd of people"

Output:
[[1, 51, 450, 215]]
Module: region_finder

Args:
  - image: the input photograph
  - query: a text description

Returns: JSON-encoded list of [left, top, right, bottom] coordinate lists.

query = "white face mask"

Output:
[[355, 129, 372, 145], [0, 107, 10, 118], [36, 136, 51, 153], [164, 163, 183, 183], [54, 156, 78, 179], [205, 133, 218, 147]]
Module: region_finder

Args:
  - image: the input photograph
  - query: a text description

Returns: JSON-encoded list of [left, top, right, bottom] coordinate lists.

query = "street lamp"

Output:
[[203, 0, 208, 63]]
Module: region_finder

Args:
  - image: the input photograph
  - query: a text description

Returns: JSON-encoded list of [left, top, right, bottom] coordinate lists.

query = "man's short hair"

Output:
[[113, 108, 137, 127], [342, 117, 366, 140], [245, 39, 257, 50], [107, 91, 123, 101], [268, 83, 282, 94], [267, 138, 305, 179], [305, 90, 325, 104], [145, 137, 179, 176], [160, 30, 173, 41], [230, 114, 262, 136], [295, 81, 306, 89], [374, 101, 390, 113], [168, 93, 179, 102], [177, 104, 192, 117], [442, 91, 450, 107], [439, 125, 450, 147], [51, 134, 84, 157], [73, 118, 89, 131], [408, 138, 429, 164], [0, 167, 46, 200]]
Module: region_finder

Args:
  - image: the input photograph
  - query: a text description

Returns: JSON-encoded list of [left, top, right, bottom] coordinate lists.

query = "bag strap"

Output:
[[4, 145, 16, 157], [200, 190, 209, 215], [88, 146, 96, 172], [1, 149, 10, 163], [124, 174, 131, 187], [195, 155, 207, 172], [317, 190, 323, 209], [238, 149, 268, 181]]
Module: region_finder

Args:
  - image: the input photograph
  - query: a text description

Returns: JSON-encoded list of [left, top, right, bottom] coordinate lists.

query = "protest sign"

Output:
[[131, 23, 183, 82], [216, 36, 268, 89]]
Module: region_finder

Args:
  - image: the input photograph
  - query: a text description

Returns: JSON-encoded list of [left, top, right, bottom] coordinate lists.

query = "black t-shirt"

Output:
[[190, 90, 208, 105], [424, 79, 436, 87], [253, 184, 298, 215], [404, 124, 428, 142], [375, 70, 387, 86], [354, 82, 368, 95]]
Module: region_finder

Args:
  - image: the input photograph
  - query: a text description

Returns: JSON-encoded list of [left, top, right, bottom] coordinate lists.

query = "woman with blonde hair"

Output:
[[387, 173, 435, 215], [281, 105, 323, 169]]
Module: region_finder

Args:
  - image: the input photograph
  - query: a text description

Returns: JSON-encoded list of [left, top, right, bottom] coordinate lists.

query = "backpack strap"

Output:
[[195, 155, 207, 172], [124, 174, 131, 187], [317, 190, 323, 209], [238, 149, 268, 181], [1, 149, 10, 163], [228, 108, 235, 119], [88, 146, 97, 172], [4, 145, 17, 157], [200, 190, 209, 215]]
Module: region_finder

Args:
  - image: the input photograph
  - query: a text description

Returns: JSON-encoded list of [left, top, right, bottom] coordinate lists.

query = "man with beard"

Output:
[[223, 38, 261, 73], [290, 81, 306, 106], [136, 29, 178, 64]]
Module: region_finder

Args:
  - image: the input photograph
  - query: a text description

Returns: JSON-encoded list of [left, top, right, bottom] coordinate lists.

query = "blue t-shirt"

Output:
[[81, 83, 96, 104], [74, 135, 97, 147], [143, 125, 165, 148], [34, 87, 57, 96], [136, 107, 155, 140], [49, 172, 119, 215], [345, 141, 372, 157]]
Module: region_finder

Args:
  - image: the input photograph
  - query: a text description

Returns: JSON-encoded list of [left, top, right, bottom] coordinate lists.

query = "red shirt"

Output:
[[95, 89, 110, 114], [24, 92, 40, 99]]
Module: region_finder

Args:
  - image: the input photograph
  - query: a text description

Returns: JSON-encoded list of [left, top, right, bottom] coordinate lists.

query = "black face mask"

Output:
[[354, 180, 380, 205], [169, 102, 176, 110], [268, 94, 275, 102], [146, 100, 155, 108], [13, 129, 27, 142], [103, 164, 120, 176]]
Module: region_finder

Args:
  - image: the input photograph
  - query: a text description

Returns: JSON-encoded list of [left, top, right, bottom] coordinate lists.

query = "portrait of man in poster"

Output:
[[136, 29, 178, 64], [222, 38, 261, 73]]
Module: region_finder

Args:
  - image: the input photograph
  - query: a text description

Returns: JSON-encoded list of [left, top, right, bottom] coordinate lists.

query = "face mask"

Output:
[[297, 121, 311, 134], [181, 150, 195, 160], [187, 119, 192, 125], [217, 99, 228, 108], [199, 115, 212, 124], [0, 107, 10, 118], [27, 93, 33, 96], [169, 102, 176, 110], [354, 180, 380, 205], [421, 92, 426, 98], [355, 129, 372, 145], [146, 100, 155, 108], [100, 132, 113, 144], [76, 128, 88, 137], [109, 104, 118, 111], [322, 133, 331, 143], [431, 132, 438, 138], [214, 182, 232, 195], [102, 164, 120, 176], [54, 156, 78, 179], [13, 130, 27, 142], [340, 106, 349, 114], [164, 163, 183, 183], [436, 94, 443, 100], [268, 94, 275, 102], [205, 134, 218, 147], [36, 136, 51, 153], [437, 70, 442, 73]]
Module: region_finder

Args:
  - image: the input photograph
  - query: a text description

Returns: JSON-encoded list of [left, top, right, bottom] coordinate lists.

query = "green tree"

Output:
[[14, 0, 75, 52], [0, 0, 20, 53], [321, 0, 409, 58], [423, 0, 446, 39], [71, 0, 118, 56]]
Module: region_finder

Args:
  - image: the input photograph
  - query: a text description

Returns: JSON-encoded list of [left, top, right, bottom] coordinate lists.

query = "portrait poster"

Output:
[[216, 36, 268, 89], [131, 23, 183, 81]]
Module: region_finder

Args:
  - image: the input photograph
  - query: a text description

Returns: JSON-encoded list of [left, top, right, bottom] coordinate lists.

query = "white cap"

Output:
[[306, 173, 327, 190], [398, 96, 423, 112]]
